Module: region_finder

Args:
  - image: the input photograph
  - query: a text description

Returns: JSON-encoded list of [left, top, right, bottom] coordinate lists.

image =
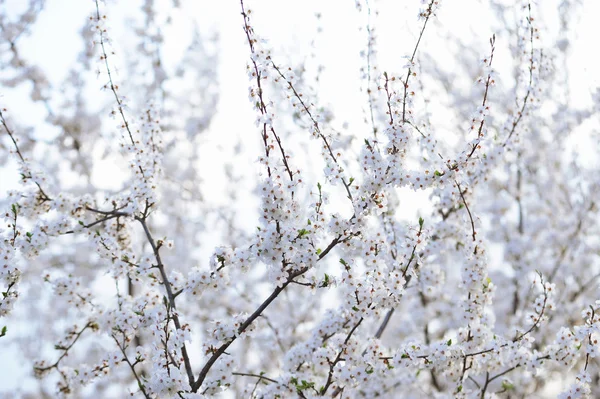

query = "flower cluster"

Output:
[[1, 0, 599, 398]]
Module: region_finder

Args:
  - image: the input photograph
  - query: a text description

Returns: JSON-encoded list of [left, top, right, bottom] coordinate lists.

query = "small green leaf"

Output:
[[434, 170, 443, 177], [297, 229, 309, 237], [0, 325, 7, 337], [446, 339, 452, 346], [418, 217, 424, 229], [501, 380, 515, 390], [352, 306, 359, 312], [349, 177, 354, 184], [316, 248, 322, 255]]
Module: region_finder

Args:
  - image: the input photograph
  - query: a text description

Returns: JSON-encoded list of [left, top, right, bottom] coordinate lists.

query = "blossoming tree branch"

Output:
[[1, 0, 599, 397]]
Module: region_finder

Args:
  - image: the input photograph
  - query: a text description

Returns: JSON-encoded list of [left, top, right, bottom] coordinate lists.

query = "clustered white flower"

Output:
[[1, 0, 599, 397]]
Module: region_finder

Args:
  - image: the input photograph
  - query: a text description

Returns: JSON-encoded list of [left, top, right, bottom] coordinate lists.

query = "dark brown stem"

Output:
[[401, 0, 436, 123], [135, 216, 195, 388]]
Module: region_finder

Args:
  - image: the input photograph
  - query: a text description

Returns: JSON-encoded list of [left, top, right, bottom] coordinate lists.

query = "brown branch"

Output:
[[321, 317, 364, 396], [232, 371, 279, 384], [135, 216, 195, 388], [191, 234, 346, 392], [503, 3, 536, 147], [94, 0, 136, 147], [456, 181, 476, 244], [270, 62, 353, 202], [112, 332, 151, 399], [240, 0, 294, 182], [401, 0, 437, 123], [1, 108, 52, 202]]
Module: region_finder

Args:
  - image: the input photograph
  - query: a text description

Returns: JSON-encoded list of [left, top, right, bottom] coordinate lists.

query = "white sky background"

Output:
[[1, 0, 599, 395]]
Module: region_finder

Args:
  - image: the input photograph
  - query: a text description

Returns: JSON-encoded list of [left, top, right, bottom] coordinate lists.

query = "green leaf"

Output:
[[316, 248, 322, 255], [0, 325, 7, 337], [501, 380, 515, 390], [352, 306, 359, 312], [292, 378, 315, 392], [446, 339, 452, 346], [26, 232, 33, 238], [297, 229, 309, 237], [434, 170, 443, 177], [349, 177, 354, 184], [418, 217, 424, 229], [483, 277, 492, 289]]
